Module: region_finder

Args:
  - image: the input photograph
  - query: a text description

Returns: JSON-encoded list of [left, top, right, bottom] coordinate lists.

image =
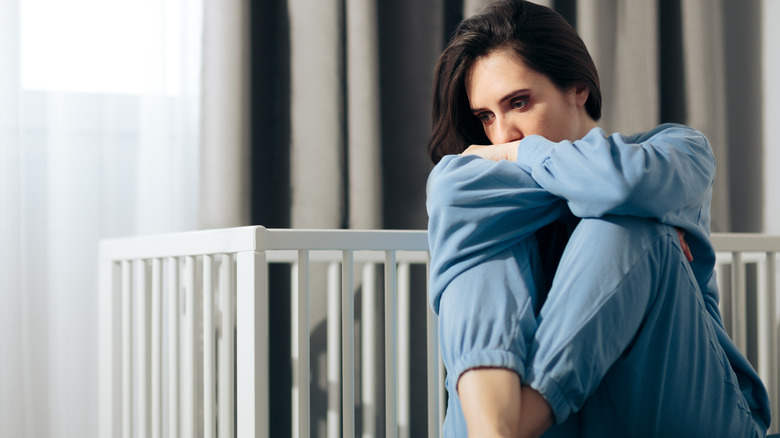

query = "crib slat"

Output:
[[183, 256, 197, 438], [385, 250, 398, 438], [758, 252, 779, 433], [294, 251, 311, 438], [121, 260, 133, 438], [362, 263, 377, 437], [151, 259, 162, 438], [398, 262, 410, 438], [327, 262, 341, 438], [766, 252, 780, 433], [138, 261, 151, 438], [342, 251, 355, 437], [218, 254, 235, 438], [730, 252, 748, 353], [167, 257, 180, 438], [714, 261, 726, 319], [757, 256, 770, 385], [99, 260, 122, 438], [236, 251, 268, 437], [204, 255, 216, 438], [425, 255, 440, 438], [291, 264, 299, 437]]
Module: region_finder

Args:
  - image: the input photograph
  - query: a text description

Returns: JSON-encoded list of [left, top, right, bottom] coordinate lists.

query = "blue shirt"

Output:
[[426, 123, 770, 428]]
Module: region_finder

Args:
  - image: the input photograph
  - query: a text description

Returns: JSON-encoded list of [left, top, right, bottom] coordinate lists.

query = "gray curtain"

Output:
[[250, 0, 441, 232], [200, 0, 252, 229], [241, 0, 764, 235], [576, 0, 733, 231], [241, 0, 764, 435]]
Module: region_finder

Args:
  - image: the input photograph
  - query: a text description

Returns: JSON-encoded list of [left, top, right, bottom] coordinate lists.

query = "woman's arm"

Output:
[[427, 154, 565, 312], [464, 124, 715, 226]]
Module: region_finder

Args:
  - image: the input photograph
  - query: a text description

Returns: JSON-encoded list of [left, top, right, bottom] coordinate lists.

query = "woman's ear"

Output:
[[572, 82, 589, 106], [564, 83, 589, 107]]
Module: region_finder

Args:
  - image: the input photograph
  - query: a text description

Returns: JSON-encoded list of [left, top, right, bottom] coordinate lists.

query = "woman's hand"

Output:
[[676, 227, 693, 262], [461, 141, 518, 162]]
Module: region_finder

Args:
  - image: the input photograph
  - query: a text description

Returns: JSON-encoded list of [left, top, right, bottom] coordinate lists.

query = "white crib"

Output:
[[98, 227, 780, 437]]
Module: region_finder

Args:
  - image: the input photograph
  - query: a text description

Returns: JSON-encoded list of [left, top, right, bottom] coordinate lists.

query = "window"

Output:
[[21, 0, 183, 94]]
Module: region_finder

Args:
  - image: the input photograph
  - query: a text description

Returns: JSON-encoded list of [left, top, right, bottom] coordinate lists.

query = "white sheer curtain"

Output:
[[0, 0, 204, 436]]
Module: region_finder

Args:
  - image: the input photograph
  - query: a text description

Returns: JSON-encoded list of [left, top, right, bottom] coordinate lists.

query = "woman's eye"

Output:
[[476, 112, 493, 123], [511, 98, 528, 110]]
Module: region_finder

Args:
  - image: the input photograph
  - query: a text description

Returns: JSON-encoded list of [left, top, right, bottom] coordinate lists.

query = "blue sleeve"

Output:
[[426, 154, 565, 312], [514, 124, 715, 226]]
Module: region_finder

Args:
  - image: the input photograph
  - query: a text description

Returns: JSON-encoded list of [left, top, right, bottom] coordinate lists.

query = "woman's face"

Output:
[[465, 48, 595, 145]]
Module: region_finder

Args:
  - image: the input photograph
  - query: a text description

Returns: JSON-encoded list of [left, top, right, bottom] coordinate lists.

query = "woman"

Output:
[[425, 1, 771, 437]]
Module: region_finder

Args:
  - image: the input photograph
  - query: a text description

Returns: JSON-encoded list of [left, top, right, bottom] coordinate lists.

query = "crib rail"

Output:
[[98, 226, 438, 438], [98, 228, 780, 437]]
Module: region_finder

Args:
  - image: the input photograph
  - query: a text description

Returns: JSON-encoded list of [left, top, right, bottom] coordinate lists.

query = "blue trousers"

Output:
[[438, 216, 764, 437]]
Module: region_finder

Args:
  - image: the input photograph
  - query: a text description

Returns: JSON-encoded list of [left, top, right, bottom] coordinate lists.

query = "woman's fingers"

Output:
[[461, 143, 517, 161], [676, 228, 693, 262]]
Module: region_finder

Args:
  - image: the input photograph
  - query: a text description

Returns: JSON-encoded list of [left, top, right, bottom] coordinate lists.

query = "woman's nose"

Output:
[[493, 116, 523, 144]]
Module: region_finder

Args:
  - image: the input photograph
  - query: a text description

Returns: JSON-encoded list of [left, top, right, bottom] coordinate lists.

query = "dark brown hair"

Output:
[[428, 0, 601, 163]]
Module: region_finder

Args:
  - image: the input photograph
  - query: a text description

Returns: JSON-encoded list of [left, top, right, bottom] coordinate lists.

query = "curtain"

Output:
[[255, 0, 767, 235], [251, 0, 441, 232], [0, 0, 206, 436], [0, 4, 26, 437], [200, 0, 251, 229], [765, 0, 780, 234], [577, 0, 764, 233], [576, 0, 732, 231]]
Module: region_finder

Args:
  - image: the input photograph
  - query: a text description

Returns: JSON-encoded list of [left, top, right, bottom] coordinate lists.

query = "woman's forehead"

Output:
[[466, 50, 547, 104]]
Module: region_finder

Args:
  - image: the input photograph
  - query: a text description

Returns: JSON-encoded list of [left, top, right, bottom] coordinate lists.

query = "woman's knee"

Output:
[[550, 216, 681, 296], [571, 216, 672, 248]]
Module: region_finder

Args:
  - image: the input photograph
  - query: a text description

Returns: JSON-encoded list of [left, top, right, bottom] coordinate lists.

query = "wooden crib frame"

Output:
[[98, 227, 780, 437]]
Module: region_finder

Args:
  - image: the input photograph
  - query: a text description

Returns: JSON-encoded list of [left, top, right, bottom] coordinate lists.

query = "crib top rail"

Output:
[[99, 225, 430, 262], [99, 228, 780, 263], [100, 228, 780, 263], [710, 232, 780, 252]]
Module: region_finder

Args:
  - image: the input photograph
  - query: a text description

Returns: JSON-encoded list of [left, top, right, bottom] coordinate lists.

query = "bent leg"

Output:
[[437, 239, 545, 436], [529, 216, 762, 437], [576, 268, 760, 437]]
